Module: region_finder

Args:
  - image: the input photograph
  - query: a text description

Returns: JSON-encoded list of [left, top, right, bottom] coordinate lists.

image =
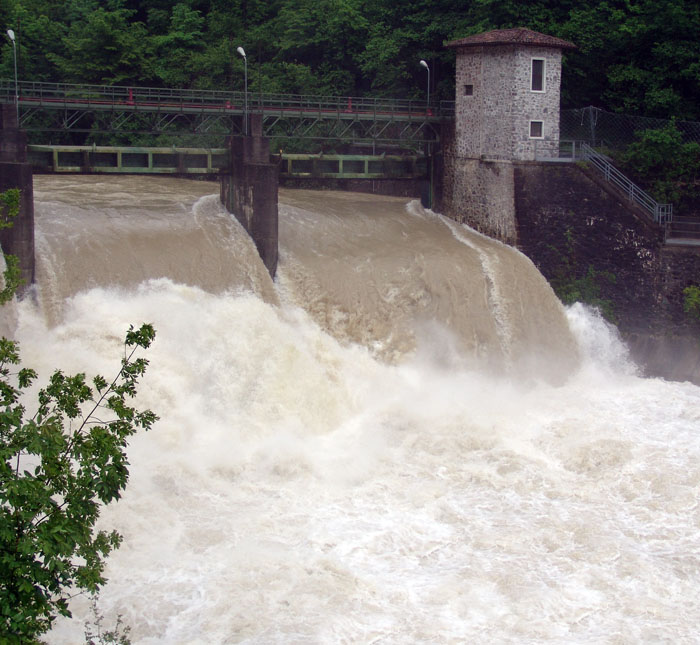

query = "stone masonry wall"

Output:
[[453, 45, 562, 160], [514, 162, 700, 383], [512, 48, 562, 160], [440, 153, 517, 244], [454, 46, 511, 158], [435, 119, 517, 245]]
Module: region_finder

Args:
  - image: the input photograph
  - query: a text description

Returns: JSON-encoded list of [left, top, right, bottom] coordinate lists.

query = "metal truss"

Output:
[[19, 104, 439, 143], [7, 80, 449, 144], [258, 113, 440, 144]]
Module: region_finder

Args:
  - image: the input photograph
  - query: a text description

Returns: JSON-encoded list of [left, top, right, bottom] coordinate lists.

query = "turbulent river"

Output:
[[7, 176, 700, 643]]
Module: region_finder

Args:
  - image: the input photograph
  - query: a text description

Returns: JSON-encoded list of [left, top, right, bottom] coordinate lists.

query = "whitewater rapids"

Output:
[[4, 176, 698, 644]]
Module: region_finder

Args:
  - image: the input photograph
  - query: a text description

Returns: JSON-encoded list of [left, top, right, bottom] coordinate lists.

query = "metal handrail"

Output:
[[575, 142, 673, 226], [0, 79, 454, 120]]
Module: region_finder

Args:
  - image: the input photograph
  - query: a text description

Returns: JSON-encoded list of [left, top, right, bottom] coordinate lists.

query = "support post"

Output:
[[221, 113, 279, 277]]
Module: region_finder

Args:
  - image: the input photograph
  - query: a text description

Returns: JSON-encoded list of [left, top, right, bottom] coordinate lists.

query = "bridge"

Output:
[[0, 80, 454, 145]]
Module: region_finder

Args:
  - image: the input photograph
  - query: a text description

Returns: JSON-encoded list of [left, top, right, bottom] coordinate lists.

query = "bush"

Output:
[[683, 285, 700, 322], [620, 122, 700, 211]]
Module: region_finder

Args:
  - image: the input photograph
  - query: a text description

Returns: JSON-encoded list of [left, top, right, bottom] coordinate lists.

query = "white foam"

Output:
[[26, 280, 699, 644], [20, 179, 699, 644]]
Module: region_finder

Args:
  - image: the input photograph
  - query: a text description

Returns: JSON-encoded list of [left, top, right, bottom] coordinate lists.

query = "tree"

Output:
[[152, 3, 206, 87], [0, 189, 158, 641], [620, 121, 700, 211], [1, 0, 69, 83], [559, 0, 700, 118], [49, 7, 154, 85], [271, 0, 369, 95]]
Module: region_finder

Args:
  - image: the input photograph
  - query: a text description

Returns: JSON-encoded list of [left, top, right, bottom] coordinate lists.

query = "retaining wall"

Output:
[[438, 150, 700, 383]]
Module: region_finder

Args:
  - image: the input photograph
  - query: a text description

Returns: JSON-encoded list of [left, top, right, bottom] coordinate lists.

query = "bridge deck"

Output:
[[2, 80, 454, 143]]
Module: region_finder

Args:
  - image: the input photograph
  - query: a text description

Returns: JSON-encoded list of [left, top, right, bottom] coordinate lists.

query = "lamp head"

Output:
[[237, 46, 246, 58], [419, 59, 429, 70], [7, 29, 15, 42]]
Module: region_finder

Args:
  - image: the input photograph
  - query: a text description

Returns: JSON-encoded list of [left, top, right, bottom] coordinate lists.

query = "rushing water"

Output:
[[8, 176, 700, 643]]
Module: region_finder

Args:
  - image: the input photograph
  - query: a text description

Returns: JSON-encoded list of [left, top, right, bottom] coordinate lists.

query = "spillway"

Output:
[[4, 176, 697, 644]]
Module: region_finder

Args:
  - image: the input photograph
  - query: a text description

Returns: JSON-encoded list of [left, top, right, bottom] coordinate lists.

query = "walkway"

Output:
[[1, 80, 454, 144]]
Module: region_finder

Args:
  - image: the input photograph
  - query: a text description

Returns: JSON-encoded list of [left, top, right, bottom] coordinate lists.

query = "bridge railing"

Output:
[[535, 139, 673, 227], [280, 153, 426, 179], [0, 79, 455, 119], [26, 144, 429, 179]]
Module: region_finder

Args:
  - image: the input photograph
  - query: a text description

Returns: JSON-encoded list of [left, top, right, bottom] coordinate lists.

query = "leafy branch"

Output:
[[0, 324, 158, 642]]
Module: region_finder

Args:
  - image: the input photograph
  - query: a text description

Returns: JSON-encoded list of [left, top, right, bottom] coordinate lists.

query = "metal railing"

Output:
[[280, 153, 426, 179], [0, 79, 455, 121], [25, 144, 428, 180], [575, 142, 673, 226], [27, 144, 227, 174]]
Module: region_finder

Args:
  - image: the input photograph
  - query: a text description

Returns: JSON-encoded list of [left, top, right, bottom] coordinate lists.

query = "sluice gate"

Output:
[[26, 145, 427, 180]]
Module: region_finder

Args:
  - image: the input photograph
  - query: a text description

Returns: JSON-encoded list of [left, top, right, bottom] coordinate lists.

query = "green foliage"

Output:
[[0, 254, 22, 306], [0, 189, 23, 304], [48, 7, 154, 85], [553, 264, 617, 323], [84, 594, 131, 645], [683, 285, 700, 322], [0, 188, 20, 230], [4, 0, 700, 120], [0, 324, 157, 642], [151, 4, 206, 87], [620, 122, 700, 209], [548, 222, 617, 322]]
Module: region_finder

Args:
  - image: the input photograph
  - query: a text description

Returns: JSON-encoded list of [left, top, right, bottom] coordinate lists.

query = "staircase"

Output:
[[557, 142, 700, 247]]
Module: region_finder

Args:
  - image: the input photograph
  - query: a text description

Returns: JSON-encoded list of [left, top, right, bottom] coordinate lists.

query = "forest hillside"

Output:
[[2, 0, 699, 120]]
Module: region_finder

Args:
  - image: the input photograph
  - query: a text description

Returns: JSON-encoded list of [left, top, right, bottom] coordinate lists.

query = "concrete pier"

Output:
[[220, 114, 279, 278], [0, 104, 34, 290]]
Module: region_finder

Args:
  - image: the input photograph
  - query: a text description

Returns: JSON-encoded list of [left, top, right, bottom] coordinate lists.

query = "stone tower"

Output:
[[445, 28, 576, 161]]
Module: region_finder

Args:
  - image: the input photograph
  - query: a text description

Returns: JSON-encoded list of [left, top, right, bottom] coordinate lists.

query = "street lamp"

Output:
[[237, 46, 247, 135], [419, 59, 430, 109], [6, 29, 18, 121]]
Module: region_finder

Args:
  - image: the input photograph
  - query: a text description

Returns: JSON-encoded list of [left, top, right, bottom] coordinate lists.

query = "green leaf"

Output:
[[0, 324, 156, 640]]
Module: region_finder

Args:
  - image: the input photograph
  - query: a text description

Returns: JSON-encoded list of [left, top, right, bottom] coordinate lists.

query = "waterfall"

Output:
[[8, 176, 698, 644]]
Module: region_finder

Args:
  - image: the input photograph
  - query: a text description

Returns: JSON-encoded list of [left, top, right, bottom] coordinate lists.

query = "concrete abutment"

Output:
[[0, 104, 34, 291], [219, 114, 279, 278], [437, 154, 700, 384]]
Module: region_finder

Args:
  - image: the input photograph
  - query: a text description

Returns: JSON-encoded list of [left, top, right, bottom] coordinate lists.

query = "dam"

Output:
[[5, 175, 697, 644]]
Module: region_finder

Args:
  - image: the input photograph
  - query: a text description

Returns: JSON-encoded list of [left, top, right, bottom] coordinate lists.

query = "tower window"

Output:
[[464, 84, 474, 96], [531, 58, 545, 92], [530, 121, 544, 138]]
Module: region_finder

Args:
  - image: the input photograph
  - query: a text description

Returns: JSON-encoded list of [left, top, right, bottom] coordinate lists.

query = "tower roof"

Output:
[[445, 28, 576, 51]]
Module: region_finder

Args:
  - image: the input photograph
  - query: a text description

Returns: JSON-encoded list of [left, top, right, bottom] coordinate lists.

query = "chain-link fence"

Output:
[[560, 106, 700, 150]]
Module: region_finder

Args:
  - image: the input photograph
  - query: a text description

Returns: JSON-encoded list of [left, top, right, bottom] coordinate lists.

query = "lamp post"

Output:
[[237, 46, 247, 135], [6, 29, 18, 121], [419, 59, 430, 110], [419, 59, 432, 208]]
